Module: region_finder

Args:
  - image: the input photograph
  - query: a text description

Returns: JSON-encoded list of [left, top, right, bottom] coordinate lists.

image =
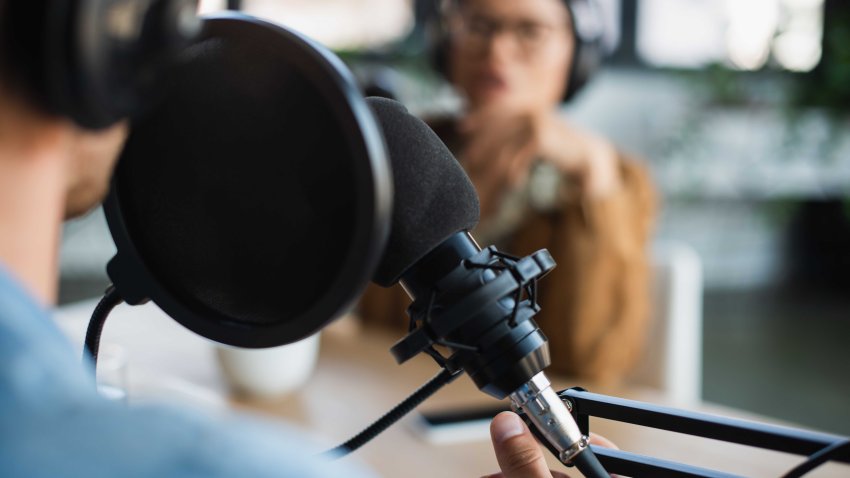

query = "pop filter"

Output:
[[103, 13, 392, 348]]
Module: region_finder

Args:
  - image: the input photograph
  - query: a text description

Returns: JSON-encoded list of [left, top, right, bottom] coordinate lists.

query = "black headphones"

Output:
[[1, 0, 200, 130], [429, 0, 605, 103]]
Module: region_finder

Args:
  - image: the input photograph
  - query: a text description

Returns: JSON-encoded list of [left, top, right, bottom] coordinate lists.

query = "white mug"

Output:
[[215, 333, 321, 400]]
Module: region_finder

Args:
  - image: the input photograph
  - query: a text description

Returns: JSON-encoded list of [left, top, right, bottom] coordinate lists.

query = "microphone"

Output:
[[84, 13, 601, 471], [364, 97, 608, 476]]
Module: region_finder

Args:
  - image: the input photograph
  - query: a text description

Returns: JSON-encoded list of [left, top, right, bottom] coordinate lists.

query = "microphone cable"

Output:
[[82, 282, 464, 456], [324, 366, 464, 457]]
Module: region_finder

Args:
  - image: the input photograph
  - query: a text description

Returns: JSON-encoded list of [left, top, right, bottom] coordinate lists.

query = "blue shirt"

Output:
[[0, 265, 374, 478]]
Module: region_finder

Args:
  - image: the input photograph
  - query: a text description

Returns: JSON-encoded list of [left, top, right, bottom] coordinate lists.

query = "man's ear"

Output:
[[62, 122, 128, 220], [0, 87, 74, 160]]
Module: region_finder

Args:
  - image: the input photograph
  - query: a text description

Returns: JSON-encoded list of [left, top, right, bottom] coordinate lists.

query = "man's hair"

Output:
[[0, 0, 49, 112], [0, 0, 9, 86], [0, 0, 21, 91]]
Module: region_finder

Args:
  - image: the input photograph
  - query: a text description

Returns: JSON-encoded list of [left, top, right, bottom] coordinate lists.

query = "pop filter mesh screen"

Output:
[[114, 26, 357, 326]]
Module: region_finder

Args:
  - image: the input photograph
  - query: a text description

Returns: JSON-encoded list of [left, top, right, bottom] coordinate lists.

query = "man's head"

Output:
[[0, 0, 128, 219], [1, 0, 202, 219], [62, 123, 129, 218], [0, 83, 129, 221], [445, 0, 576, 114]]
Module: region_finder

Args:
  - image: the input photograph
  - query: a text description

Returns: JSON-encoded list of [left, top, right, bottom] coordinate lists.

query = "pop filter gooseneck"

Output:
[[99, 13, 392, 348]]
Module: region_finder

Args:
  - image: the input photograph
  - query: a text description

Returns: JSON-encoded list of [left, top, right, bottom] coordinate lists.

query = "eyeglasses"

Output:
[[449, 11, 568, 57]]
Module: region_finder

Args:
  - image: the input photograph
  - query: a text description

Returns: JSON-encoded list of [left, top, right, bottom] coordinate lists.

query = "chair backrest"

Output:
[[630, 240, 704, 405]]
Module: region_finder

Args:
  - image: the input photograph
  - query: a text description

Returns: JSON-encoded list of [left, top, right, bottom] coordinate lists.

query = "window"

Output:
[[636, 0, 824, 71], [200, 0, 415, 50]]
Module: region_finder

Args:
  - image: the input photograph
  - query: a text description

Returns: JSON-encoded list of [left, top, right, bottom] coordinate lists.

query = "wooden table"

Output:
[[55, 300, 850, 477]]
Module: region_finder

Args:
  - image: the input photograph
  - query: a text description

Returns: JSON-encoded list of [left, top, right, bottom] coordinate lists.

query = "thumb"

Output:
[[490, 412, 553, 478]]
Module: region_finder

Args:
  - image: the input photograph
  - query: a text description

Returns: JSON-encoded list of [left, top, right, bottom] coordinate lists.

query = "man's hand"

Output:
[[485, 411, 618, 478]]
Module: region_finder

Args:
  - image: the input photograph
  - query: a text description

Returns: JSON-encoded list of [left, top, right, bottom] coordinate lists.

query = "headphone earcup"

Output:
[[4, 0, 200, 130], [1, 0, 70, 117], [11, 0, 134, 128], [562, 28, 603, 102], [425, 2, 451, 82], [562, 0, 604, 102], [430, 34, 451, 81], [65, 0, 149, 129], [44, 0, 95, 126], [67, 0, 201, 130]]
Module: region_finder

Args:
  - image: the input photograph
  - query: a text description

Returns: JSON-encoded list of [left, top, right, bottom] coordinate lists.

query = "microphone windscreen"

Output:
[[366, 97, 479, 286], [104, 15, 391, 348]]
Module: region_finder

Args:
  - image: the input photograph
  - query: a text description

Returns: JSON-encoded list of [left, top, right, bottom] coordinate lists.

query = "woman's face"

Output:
[[448, 0, 574, 114]]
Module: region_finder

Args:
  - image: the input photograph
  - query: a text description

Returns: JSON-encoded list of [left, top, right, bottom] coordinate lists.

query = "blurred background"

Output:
[[60, 0, 850, 435]]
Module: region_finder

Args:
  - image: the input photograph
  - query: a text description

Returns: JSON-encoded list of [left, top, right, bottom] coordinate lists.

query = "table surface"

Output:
[[54, 299, 850, 478]]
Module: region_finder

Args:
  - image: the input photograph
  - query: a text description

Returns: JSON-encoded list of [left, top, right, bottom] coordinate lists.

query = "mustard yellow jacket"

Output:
[[358, 119, 657, 384]]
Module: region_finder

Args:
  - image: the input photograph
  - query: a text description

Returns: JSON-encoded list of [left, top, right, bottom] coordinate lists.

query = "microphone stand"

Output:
[[519, 387, 850, 478]]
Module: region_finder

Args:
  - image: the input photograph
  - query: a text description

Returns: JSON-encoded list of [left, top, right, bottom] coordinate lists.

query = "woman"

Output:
[[360, 0, 656, 384]]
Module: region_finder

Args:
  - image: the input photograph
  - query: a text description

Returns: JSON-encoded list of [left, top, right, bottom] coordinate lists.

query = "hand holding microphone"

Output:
[[488, 412, 619, 478]]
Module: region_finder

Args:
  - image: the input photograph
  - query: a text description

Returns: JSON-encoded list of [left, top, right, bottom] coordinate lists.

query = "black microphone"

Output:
[[364, 97, 608, 476]]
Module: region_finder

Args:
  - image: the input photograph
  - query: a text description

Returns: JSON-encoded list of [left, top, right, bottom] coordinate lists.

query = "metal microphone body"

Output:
[[510, 373, 589, 463], [390, 232, 600, 473], [393, 232, 551, 398], [363, 97, 606, 476]]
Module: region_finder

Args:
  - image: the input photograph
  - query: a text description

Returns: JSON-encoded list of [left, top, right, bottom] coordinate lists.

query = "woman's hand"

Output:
[[484, 411, 618, 478], [460, 106, 540, 219], [459, 107, 621, 219]]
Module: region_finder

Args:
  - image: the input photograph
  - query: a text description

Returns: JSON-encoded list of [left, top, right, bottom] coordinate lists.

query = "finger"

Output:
[[490, 412, 553, 478], [588, 433, 619, 450], [462, 122, 513, 169], [481, 472, 570, 478], [473, 173, 509, 218], [505, 141, 538, 188], [461, 112, 532, 165], [461, 103, 513, 132], [458, 108, 532, 148]]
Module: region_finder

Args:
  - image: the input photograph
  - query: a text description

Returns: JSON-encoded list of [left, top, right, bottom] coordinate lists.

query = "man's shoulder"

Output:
[[0, 264, 52, 334], [2, 378, 376, 478]]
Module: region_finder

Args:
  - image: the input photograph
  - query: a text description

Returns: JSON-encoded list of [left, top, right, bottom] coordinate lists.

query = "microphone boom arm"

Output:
[[518, 387, 850, 477]]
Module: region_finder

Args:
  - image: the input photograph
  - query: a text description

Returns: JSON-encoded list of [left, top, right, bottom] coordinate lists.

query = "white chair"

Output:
[[630, 240, 704, 405]]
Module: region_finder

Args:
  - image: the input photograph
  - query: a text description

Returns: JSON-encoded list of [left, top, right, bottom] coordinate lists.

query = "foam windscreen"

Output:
[[104, 14, 391, 347], [366, 97, 480, 286]]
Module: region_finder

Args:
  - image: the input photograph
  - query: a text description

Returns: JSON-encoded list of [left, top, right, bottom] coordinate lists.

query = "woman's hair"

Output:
[[445, 0, 573, 20]]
